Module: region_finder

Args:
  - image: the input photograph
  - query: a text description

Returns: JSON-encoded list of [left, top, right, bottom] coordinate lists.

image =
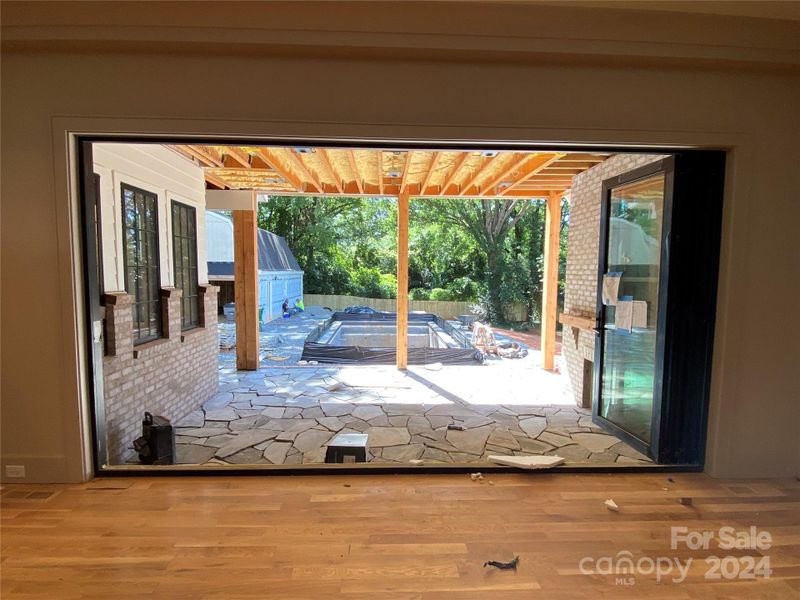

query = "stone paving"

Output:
[[174, 364, 653, 466], [218, 306, 333, 368], [169, 306, 653, 467]]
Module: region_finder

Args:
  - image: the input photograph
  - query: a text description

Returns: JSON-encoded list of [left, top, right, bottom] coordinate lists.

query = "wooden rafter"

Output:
[[183, 145, 223, 167], [377, 151, 384, 195], [222, 147, 250, 168], [475, 153, 534, 196], [204, 172, 228, 189], [439, 152, 471, 195], [253, 149, 306, 193], [399, 151, 413, 194], [502, 188, 567, 198], [458, 154, 500, 196], [419, 152, 441, 195], [277, 149, 323, 193], [170, 144, 608, 196], [317, 149, 343, 193], [347, 150, 363, 193], [497, 153, 565, 196]]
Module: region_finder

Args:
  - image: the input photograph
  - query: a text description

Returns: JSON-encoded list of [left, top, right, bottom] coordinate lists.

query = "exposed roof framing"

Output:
[[167, 144, 611, 197]]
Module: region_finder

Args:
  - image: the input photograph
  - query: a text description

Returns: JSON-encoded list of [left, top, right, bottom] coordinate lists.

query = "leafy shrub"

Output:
[[409, 288, 430, 301], [446, 276, 480, 301], [347, 266, 396, 299], [429, 288, 454, 301]]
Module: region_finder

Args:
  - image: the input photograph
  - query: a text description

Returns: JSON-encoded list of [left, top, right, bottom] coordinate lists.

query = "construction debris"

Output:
[[471, 322, 499, 355], [604, 499, 619, 512], [497, 342, 528, 359], [487, 455, 565, 469], [447, 423, 465, 431], [470, 472, 484, 482], [471, 322, 528, 359], [484, 556, 519, 571]]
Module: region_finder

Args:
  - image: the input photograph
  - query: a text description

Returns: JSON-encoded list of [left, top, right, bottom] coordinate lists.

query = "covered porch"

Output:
[[167, 143, 650, 467]]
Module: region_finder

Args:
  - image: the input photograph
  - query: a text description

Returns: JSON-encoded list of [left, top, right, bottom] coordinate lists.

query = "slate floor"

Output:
[[174, 364, 653, 467]]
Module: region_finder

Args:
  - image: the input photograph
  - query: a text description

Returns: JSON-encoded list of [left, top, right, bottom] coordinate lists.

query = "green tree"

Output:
[[431, 197, 537, 322]]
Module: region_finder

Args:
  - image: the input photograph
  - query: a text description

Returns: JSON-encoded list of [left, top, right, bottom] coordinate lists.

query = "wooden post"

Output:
[[541, 191, 562, 371], [396, 192, 410, 370], [233, 194, 259, 370]]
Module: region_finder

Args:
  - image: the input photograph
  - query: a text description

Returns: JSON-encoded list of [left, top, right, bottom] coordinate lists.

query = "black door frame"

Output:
[[593, 152, 725, 465], [76, 136, 725, 474], [593, 157, 675, 459]]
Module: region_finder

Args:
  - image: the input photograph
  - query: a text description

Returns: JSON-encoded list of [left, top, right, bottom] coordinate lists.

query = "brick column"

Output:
[[160, 287, 182, 339], [198, 284, 219, 329], [103, 292, 134, 357]]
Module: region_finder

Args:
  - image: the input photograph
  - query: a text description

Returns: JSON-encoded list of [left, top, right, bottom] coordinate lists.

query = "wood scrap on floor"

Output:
[[604, 498, 619, 512], [488, 455, 565, 469]]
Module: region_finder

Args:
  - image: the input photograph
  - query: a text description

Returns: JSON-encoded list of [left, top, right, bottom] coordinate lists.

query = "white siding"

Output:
[[92, 143, 208, 292], [205, 210, 235, 262]]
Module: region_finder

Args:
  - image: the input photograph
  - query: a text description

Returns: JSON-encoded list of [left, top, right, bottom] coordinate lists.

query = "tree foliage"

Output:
[[257, 193, 568, 325]]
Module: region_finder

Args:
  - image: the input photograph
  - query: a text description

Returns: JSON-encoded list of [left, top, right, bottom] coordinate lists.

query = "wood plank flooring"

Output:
[[2, 473, 798, 598]]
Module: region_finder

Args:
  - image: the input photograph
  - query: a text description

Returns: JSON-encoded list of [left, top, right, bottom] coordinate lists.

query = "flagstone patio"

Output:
[[174, 364, 652, 466], [168, 306, 652, 467]]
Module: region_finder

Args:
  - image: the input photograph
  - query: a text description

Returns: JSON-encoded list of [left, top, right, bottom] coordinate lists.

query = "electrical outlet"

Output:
[[5, 465, 25, 478]]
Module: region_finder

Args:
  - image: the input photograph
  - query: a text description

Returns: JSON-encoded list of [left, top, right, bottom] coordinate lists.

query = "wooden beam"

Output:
[[498, 153, 564, 196], [347, 150, 364, 194], [501, 188, 569, 197], [419, 152, 440, 195], [233, 197, 259, 370], [377, 151, 384, 195], [458, 154, 499, 196], [472, 153, 530, 196], [222, 147, 251, 168], [167, 144, 203, 166], [439, 152, 470, 195], [399, 151, 413, 194], [541, 190, 562, 371], [318, 149, 343, 193], [396, 192, 409, 370], [260, 148, 318, 193], [204, 172, 228, 189], [184, 145, 223, 167], [559, 312, 597, 332]]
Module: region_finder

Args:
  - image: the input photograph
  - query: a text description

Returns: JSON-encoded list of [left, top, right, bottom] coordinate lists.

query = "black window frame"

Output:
[[171, 200, 200, 330], [121, 183, 162, 344]]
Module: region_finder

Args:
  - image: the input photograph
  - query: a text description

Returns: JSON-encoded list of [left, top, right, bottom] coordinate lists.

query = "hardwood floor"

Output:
[[2, 473, 798, 598]]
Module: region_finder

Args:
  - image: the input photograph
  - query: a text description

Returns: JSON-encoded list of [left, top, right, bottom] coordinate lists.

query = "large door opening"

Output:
[[78, 138, 724, 472]]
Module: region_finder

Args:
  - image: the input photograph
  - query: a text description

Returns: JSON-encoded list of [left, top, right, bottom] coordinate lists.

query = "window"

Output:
[[171, 201, 199, 329], [122, 184, 161, 343]]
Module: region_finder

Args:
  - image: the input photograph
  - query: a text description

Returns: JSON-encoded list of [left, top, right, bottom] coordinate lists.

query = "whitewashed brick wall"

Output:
[[562, 154, 668, 407]]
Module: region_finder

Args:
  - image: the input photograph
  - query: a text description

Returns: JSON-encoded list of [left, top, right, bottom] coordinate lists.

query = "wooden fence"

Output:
[[303, 294, 528, 322]]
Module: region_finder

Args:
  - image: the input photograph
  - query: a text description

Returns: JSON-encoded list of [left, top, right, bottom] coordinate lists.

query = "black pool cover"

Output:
[[301, 312, 484, 365]]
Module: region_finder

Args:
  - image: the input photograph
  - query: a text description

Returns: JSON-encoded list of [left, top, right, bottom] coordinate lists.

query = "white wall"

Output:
[[205, 209, 235, 263], [92, 143, 209, 291], [1, 3, 798, 482]]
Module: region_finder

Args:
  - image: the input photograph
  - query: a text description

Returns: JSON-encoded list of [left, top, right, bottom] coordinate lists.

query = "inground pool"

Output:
[[301, 312, 484, 365]]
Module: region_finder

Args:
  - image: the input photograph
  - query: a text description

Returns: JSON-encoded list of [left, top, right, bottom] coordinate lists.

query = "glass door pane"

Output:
[[598, 173, 666, 444]]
